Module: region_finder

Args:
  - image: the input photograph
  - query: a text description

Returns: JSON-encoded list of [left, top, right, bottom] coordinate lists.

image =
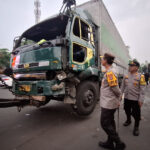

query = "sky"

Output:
[[0, 0, 150, 63]]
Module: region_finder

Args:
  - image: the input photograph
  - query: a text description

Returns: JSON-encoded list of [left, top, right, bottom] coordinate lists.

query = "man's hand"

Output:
[[119, 95, 123, 101], [138, 101, 143, 107]]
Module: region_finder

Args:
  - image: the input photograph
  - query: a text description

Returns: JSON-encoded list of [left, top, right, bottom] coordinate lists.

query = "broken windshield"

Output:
[[16, 15, 69, 48]]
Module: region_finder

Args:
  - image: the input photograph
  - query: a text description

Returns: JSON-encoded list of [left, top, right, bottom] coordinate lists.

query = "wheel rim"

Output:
[[83, 90, 94, 107]]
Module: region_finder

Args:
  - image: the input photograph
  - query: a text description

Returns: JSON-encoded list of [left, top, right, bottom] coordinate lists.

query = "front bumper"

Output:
[[13, 80, 65, 96]]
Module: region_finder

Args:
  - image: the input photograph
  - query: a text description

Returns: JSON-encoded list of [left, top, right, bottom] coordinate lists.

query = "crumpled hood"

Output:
[[12, 47, 62, 73]]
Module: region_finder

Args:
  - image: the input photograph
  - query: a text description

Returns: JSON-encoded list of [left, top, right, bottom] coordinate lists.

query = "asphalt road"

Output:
[[0, 86, 150, 150]]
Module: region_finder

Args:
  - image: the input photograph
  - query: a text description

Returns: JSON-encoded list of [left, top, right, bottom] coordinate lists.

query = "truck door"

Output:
[[70, 17, 95, 71]]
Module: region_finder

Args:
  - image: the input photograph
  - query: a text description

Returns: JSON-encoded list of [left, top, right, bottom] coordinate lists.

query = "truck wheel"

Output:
[[75, 81, 98, 116]]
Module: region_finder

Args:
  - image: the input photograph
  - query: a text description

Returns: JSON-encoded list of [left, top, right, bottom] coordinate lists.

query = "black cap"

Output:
[[128, 59, 140, 67]]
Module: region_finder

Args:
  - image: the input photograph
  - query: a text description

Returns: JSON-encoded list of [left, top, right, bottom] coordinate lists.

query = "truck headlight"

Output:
[[12, 55, 20, 69]]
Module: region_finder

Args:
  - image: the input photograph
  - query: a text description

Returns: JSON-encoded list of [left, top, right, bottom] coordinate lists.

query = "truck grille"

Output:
[[18, 62, 39, 69]]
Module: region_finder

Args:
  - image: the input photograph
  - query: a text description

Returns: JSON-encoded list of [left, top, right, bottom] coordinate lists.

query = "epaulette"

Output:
[[106, 71, 118, 87], [140, 75, 146, 86]]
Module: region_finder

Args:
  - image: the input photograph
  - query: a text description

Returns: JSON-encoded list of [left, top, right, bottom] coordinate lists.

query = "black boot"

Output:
[[99, 138, 114, 150], [115, 142, 126, 150], [133, 127, 139, 136], [123, 120, 131, 126], [113, 136, 126, 150]]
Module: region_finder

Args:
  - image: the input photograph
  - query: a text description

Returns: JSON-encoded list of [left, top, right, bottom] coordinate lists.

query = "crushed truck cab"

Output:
[[10, 8, 99, 115], [1, 0, 130, 115]]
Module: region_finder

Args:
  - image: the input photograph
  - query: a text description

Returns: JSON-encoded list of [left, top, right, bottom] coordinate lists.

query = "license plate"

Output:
[[19, 85, 31, 92]]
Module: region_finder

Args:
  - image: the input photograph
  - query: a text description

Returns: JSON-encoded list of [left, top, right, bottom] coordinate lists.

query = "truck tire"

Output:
[[75, 81, 98, 116]]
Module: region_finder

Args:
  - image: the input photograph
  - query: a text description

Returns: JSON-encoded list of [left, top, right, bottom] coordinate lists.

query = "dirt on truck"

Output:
[[0, 0, 130, 115]]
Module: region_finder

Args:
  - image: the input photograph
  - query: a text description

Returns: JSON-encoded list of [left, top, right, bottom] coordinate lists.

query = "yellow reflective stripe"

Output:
[[86, 47, 93, 60], [89, 26, 94, 46]]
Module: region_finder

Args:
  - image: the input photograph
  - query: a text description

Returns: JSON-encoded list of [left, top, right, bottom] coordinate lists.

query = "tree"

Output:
[[0, 48, 11, 69]]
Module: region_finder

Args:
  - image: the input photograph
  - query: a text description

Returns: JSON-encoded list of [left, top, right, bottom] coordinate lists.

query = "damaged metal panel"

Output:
[[23, 15, 69, 42], [14, 73, 46, 80], [13, 80, 65, 96], [14, 47, 62, 73]]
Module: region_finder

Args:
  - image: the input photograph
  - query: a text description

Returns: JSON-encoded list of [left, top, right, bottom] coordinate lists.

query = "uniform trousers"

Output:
[[101, 107, 120, 143], [124, 98, 141, 127]]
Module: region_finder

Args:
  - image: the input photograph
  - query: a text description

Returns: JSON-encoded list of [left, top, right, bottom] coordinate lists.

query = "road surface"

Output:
[[0, 86, 150, 150]]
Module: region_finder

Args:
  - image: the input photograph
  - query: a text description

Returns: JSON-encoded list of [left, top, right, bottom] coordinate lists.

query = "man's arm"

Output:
[[111, 86, 122, 98]]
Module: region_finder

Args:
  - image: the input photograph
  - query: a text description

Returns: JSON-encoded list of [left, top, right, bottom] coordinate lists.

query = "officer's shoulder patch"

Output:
[[107, 71, 114, 80], [106, 71, 118, 87], [140, 75, 146, 86]]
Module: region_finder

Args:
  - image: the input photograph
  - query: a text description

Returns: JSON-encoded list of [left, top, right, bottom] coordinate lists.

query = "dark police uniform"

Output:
[[121, 60, 146, 136]]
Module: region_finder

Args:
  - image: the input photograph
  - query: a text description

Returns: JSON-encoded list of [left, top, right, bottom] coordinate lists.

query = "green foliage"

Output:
[[0, 48, 11, 69]]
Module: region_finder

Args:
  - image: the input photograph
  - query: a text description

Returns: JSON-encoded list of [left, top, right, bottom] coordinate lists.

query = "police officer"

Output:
[[99, 53, 126, 150], [121, 59, 146, 136]]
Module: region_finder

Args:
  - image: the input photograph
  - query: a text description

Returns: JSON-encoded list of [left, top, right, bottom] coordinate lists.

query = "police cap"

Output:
[[128, 59, 140, 67]]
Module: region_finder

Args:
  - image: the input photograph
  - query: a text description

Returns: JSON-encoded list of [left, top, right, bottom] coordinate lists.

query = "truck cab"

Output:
[[11, 10, 100, 115]]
